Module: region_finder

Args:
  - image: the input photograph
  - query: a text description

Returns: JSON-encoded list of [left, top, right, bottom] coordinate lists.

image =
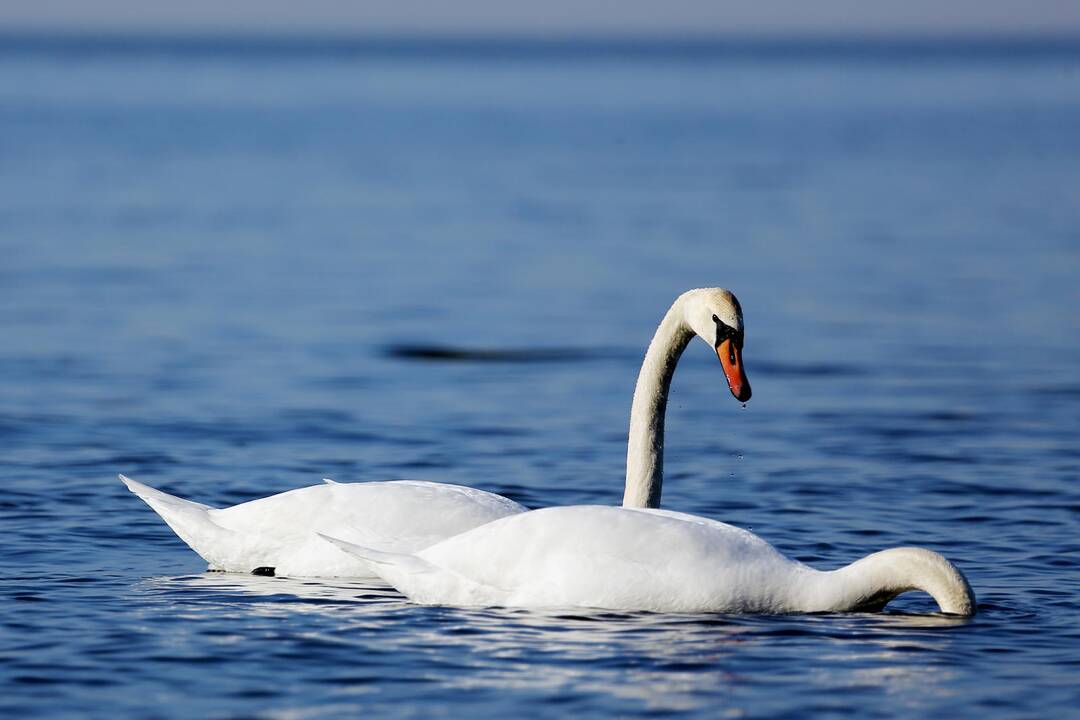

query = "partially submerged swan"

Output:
[[122, 288, 751, 577], [323, 506, 976, 615], [120, 475, 524, 577]]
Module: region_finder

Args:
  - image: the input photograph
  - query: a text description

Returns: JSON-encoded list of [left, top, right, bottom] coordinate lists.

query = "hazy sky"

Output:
[[2, 1, 1079, 37]]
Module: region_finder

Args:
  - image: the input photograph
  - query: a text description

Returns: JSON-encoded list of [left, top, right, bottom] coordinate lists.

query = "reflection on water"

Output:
[[129, 570, 975, 715]]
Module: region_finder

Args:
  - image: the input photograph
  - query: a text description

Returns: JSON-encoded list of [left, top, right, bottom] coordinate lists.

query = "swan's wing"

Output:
[[405, 506, 801, 611], [121, 475, 525, 577], [211, 480, 525, 553], [627, 507, 773, 543]]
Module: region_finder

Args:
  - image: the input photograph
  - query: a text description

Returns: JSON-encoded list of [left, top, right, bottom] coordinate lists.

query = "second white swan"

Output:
[[323, 506, 976, 616]]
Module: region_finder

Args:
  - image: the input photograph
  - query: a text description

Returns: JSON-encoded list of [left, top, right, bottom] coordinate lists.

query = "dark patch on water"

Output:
[[752, 360, 868, 378], [383, 344, 619, 364]]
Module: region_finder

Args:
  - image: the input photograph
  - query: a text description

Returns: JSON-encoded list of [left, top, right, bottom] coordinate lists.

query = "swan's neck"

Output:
[[803, 547, 976, 615], [623, 301, 694, 509]]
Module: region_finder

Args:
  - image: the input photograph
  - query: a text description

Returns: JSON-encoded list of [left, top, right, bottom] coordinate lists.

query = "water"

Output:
[[2, 37, 1079, 718]]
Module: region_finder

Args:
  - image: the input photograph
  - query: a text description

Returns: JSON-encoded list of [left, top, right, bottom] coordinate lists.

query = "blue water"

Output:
[[2, 37, 1080, 718]]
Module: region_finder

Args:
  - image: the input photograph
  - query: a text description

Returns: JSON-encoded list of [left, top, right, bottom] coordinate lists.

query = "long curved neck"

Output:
[[803, 547, 976, 615], [622, 300, 694, 509]]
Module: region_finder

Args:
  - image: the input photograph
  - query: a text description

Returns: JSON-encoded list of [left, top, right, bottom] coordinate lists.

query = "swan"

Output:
[[321, 506, 976, 616], [121, 287, 752, 578]]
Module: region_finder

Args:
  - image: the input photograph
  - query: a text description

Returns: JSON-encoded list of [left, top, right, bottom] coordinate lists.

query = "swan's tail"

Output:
[[119, 474, 239, 570], [318, 534, 433, 575], [317, 533, 444, 598], [319, 533, 503, 606], [120, 474, 213, 512]]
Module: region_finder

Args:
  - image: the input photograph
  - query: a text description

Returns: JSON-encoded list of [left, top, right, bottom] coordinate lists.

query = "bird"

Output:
[[322, 505, 976, 616]]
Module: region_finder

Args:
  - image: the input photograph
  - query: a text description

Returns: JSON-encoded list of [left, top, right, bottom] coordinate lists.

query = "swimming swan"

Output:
[[121, 288, 752, 577], [322, 506, 976, 615]]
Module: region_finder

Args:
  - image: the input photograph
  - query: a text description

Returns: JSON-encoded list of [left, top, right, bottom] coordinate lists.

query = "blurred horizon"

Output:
[[2, 0, 1080, 40], [2, 29, 1079, 62]]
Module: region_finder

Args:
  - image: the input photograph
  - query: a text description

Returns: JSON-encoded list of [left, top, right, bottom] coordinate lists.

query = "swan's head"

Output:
[[681, 288, 751, 402], [840, 547, 977, 616]]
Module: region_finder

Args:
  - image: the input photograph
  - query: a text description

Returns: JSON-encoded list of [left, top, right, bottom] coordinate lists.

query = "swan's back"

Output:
[[214, 480, 524, 552], [123, 475, 525, 577], [407, 506, 808, 612]]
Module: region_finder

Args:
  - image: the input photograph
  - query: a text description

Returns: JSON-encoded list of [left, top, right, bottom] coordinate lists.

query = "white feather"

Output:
[[326, 506, 976, 615]]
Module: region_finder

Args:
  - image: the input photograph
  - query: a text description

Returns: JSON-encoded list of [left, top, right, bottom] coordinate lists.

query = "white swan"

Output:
[[122, 288, 752, 577], [120, 475, 524, 577], [322, 506, 976, 616]]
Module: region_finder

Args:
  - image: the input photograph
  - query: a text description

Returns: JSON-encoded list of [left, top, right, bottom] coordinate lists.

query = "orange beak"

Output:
[[716, 339, 751, 402]]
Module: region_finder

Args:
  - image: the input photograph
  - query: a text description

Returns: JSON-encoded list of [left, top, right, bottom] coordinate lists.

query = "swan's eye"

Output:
[[714, 321, 734, 346], [712, 314, 720, 324]]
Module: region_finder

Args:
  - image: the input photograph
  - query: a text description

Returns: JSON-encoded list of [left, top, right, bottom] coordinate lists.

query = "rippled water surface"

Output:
[[2, 38, 1079, 718]]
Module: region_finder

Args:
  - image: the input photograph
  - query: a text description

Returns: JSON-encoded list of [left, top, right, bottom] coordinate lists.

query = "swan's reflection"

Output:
[[137, 572, 408, 616], [135, 572, 967, 713]]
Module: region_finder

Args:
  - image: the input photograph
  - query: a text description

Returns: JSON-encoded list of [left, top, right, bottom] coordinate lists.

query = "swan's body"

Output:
[[121, 476, 524, 577], [324, 506, 976, 615], [122, 288, 752, 578]]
